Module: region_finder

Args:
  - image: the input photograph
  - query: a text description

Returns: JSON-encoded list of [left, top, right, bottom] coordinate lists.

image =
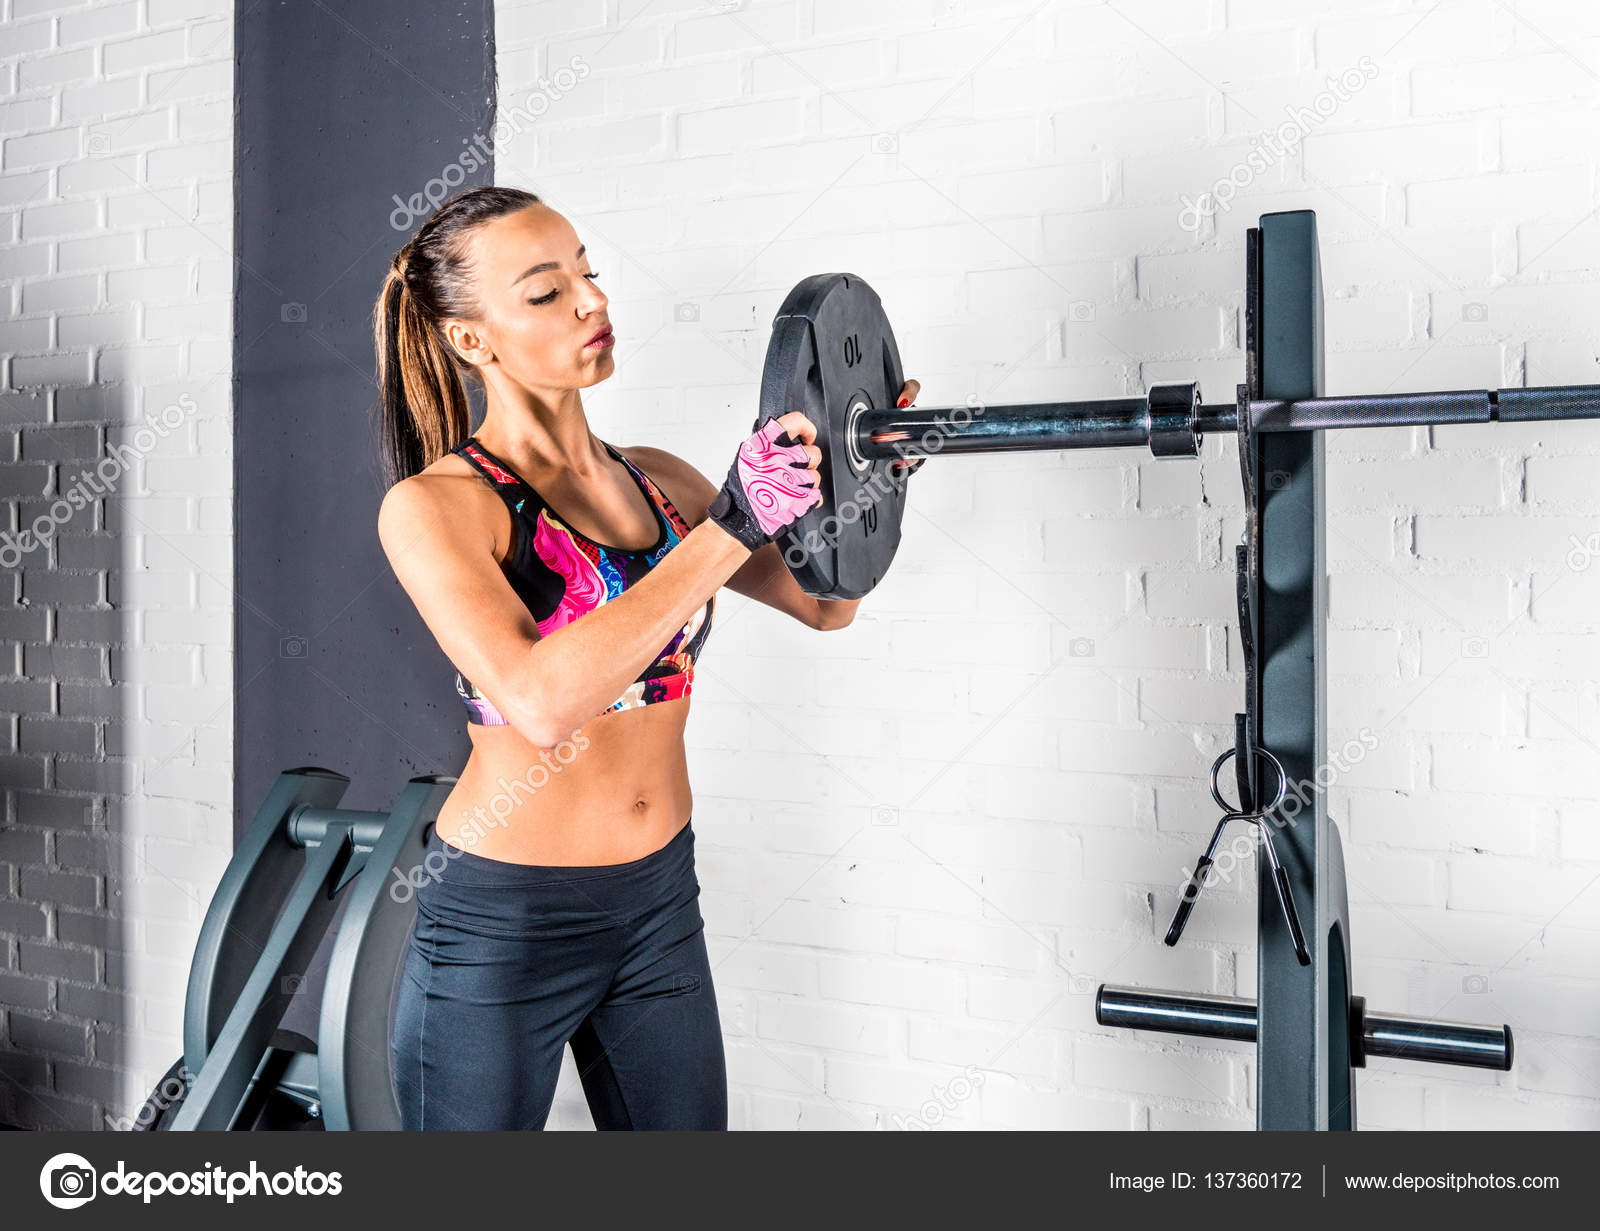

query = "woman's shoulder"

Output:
[[381, 446, 486, 510], [378, 446, 514, 563]]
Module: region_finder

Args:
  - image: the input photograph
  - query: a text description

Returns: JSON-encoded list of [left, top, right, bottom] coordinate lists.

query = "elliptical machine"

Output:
[[133, 768, 449, 1130]]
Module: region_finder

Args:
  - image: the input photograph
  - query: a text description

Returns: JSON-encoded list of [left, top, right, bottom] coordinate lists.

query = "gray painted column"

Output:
[[234, 2, 495, 1041], [234, 1, 495, 824]]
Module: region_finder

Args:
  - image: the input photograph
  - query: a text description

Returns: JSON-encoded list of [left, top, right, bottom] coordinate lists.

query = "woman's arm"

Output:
[[379, 473, 752, 748], [622, 444, 859, 631]]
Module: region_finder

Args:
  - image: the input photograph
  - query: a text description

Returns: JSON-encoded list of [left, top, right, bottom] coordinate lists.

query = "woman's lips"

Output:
[[586, 327, 614, 349]]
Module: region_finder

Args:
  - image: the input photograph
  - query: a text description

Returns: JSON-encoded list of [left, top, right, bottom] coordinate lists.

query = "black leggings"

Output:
[[390, 819, 726, 1130]]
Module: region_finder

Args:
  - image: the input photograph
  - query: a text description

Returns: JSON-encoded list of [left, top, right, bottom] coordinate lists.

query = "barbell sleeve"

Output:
[[858, 395, 1166, 457], [855, 381, 1202, 459], [1095, 984, 1513, 1072]]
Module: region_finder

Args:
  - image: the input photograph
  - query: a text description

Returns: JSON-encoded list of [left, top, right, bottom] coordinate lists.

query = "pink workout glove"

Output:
[[707, 418, 821, 551]]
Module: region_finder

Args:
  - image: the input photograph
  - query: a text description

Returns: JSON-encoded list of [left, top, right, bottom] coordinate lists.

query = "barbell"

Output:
[[759, 272, 1600, 599]]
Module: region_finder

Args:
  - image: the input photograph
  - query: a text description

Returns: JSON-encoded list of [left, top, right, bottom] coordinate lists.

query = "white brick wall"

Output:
[[1, 0, 231, 1129], [497, 0, 1600, 1131]]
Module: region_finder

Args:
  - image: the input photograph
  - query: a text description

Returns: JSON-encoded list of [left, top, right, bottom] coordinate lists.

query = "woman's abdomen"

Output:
[[435, 701, 693, 866]]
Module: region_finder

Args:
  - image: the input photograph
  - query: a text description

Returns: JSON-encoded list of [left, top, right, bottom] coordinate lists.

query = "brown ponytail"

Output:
[[373, 186, 544, 486]]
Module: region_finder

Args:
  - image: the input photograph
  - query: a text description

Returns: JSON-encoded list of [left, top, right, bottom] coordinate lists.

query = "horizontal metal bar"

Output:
[[1096, 984, 1512, 1072], [1362, 1010, 1514, 1070], [1494, 383, 1600, 421], [1248, 390, 1492, 431], [1095, 985, 1256, 1042], [858, 398, 1155, 458], [856, 382, 1600, 459]]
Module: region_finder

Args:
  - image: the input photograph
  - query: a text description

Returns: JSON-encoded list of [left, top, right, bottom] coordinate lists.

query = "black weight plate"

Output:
[[757, 273, 906, 599]]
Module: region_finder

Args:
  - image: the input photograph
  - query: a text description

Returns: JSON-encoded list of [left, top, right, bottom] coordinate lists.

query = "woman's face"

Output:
[[447, 204, 614, 392]]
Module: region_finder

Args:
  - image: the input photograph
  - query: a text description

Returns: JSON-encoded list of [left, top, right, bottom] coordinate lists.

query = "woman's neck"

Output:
[[476, 393, 604, 479]]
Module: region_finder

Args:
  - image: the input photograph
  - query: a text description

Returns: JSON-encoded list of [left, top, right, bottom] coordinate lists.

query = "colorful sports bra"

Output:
[[450, 435, 715, 727]]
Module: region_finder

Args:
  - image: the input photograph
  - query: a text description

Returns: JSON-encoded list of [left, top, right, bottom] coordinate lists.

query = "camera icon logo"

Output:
[[86, 134, 111, 156], [281, 973, 305, 995], [280, 636, 307, 659], [1461, 637, 1488, 660], [674, 302, 699, 323], [871, 805, 900, 827], [872, 132, 898, 154], [1067, 301, 1095, 323], [40, 1153, 97, 1209], [1462, 973, 1490, 994], [1266, 470, 1291, 491], [281, 302, 307, 323], [1462, 302, 1488, 323], [1068, 637, 1096, 658]]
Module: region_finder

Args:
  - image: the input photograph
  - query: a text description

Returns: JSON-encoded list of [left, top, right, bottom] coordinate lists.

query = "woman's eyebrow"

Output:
[[511, 244, 586, 286]]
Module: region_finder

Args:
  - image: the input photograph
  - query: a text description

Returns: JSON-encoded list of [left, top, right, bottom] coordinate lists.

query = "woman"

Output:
[[375, 185, 921, 1130]]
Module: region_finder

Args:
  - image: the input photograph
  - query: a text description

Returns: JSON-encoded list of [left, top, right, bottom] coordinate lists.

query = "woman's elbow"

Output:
[[502, 690, 576, 750], [811, 599, 860, 631], [514, 717, 578, 751]]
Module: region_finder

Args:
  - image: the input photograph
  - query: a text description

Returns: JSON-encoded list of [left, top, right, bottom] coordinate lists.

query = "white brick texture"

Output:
[[0, 0, 232, 1130]]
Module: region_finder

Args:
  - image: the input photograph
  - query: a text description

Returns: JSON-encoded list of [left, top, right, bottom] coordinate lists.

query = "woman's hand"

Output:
[[706, 410, 824, 552], [888, 378, 924, 477]]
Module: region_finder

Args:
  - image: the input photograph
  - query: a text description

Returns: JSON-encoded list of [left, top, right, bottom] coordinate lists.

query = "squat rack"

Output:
[[856, 209, 1600, 1128]]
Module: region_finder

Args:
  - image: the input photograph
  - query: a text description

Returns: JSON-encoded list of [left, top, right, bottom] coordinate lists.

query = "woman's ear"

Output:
[[443, 318, 493, 366]]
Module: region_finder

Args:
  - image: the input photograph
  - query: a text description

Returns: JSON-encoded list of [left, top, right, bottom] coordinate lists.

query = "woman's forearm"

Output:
[[503, 520, 751, 745]]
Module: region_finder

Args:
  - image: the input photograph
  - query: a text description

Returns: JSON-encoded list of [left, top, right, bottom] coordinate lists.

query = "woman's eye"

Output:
[[527, 272, 600, 306]]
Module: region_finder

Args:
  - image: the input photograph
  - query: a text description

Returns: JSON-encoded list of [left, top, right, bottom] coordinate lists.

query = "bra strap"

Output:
[[605, 443, 677, 541], [456, 437, 522, 490]]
